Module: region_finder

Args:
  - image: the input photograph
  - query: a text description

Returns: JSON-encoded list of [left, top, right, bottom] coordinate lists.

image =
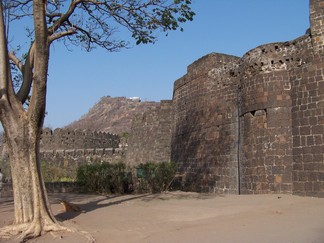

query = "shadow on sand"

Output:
[[52, 193, 149, 221]]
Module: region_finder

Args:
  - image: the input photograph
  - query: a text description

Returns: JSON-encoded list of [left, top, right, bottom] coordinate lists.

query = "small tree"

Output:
[[0, 0, 194, 241]]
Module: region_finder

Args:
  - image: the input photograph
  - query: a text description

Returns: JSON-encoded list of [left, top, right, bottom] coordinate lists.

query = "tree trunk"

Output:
[[0, 0, 60, 237], [0, 1, 96, 241], [1, 116, 67, 240], [7, 124, 52, 223]]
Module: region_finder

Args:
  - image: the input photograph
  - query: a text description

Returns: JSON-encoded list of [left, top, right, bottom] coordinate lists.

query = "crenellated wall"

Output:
[[2, 0, 321, 198], [40, 128, 120, 150], [0, 128, 122, 180], [39, 148, 126, 179]]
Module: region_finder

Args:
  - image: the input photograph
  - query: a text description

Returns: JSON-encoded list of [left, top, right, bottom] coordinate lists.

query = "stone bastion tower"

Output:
[[172, 54, 240, 193], [171, 0, 324, 196]]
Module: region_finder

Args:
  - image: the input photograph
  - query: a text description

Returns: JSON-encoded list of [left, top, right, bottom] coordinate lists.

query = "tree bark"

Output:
[[1, 117, 86, 240], [5, 117, 57, 228], [0, 1, 72, 241]]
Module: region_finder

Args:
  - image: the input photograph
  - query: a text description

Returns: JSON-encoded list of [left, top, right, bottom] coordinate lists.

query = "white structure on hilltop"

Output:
[[129, 97, 141, 102]]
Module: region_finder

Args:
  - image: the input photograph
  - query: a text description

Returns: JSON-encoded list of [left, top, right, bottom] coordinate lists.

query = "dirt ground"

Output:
[[1, 191, 324, 243]]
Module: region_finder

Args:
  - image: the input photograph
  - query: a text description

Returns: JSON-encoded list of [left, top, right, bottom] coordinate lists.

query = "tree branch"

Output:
[[0, 2, 25, 124], [0, 2, 9, 97], [8, 53, 23, 71], [16, 43, 35, 103], [47, 0, 82, 35], [27, 0, 49, 126], [49, 28, 76, 43]]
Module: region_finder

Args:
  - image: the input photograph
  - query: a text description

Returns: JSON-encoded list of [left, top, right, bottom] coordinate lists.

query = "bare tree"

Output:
[[0, 0, 194, 241]]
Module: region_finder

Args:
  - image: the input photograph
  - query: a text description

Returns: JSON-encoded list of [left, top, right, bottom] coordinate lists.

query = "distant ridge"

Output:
[[65, 96, 159, 134]]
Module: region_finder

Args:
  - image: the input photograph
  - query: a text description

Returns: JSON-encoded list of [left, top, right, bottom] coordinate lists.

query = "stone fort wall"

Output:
[[172, 54, 240, 193], [40, 148, 126, 179], [2, 0, 321, 198], [291, 0, 324, 197], [0, 128, 123, 179], [38, 129, 123, 176], [171, 0, 324, 196], [126, 100, 173, 166], [40, 128, 120, 150]]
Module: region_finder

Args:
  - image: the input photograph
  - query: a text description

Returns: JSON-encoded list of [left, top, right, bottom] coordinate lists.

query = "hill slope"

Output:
[[65, 96, 159, 134]]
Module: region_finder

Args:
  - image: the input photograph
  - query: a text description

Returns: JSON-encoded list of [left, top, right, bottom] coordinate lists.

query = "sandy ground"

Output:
[[1, 192, 324, 243]]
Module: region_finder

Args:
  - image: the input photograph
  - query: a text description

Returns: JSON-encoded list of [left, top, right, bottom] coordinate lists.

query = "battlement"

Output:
[[40, 147, 125, 158], [40, 128, 120, 150], [174, 53, 240, 91], [240, 36, 311, 78]]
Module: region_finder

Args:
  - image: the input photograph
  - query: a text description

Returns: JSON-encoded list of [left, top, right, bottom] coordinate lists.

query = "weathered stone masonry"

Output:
[[126, 100, 173, 166], [171, 0, 324, 196], [0, 128, 125, 182], [39, 128, 124, 178], [172, 54, 240, 193], [40, 128, 120, 150], [2, 0, 321, 198], [291, 0, 324, 197]]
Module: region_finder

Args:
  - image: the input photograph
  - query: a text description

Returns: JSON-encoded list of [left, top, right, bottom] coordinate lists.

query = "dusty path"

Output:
[[1, 192, 324, 242]]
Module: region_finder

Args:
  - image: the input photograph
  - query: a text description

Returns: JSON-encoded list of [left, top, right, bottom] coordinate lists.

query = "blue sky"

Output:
[[31, 1, 310, 128]]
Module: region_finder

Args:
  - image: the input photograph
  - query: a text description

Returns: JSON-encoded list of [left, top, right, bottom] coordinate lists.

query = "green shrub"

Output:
[[40, 161, 75, 182], [136, 161, 176, 193], [56, 177, 76, 182], [76, 162, 132, 194]]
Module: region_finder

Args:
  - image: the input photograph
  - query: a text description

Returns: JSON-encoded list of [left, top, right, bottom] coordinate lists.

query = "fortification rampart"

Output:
[[38, 128, 123, 179], [0, 128, 122, 181], [236, 37, 313, 194], [172, 53, 240, 193], [39, 147, 126, 178], [3, 0, 321, 198], [126, 100, 173, 166], [290, 1, 324, 197], [40, 128, 120, 150], [310, 0, 324, 53], [170, 0, 324, 196]]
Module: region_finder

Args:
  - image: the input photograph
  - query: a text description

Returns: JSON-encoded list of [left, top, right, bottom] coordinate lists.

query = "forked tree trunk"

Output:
[[0, 1, 82, 240]]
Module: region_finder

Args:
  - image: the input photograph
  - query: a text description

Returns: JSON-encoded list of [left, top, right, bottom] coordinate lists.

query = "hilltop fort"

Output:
[[1, 0, 323, 197]]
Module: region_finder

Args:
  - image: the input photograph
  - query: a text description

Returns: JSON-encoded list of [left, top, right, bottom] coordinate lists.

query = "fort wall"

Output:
[[126, 100, 173, 166], [291, 0, 324, 197], [37, 129, 123, 178], [172, 53, 240, 193], [40, 148, 126, 179], [0, 128, 123, 180], [2, 0, 321, 197], [238, 41, 298, 194], [170, 0, 324, 196], [40, 128, 120, 150]]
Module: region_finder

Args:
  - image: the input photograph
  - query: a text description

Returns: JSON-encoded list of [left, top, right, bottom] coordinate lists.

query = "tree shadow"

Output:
[[0, 197, 14, 204], [140, 191, 218, 202], [0, 197, 14, 213], [51, 193, 149, 221]]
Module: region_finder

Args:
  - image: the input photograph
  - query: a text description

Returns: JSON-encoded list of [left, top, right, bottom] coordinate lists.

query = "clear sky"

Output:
[[33, 1, 310, 128]]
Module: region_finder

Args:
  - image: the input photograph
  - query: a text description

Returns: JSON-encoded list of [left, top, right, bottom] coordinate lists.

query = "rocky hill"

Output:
[[65, 96, 160, 134]]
